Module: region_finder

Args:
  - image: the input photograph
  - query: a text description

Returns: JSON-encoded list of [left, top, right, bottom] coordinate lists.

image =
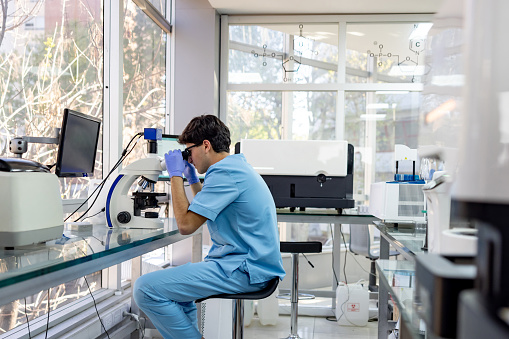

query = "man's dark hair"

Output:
[[178, 115, 231, 153]]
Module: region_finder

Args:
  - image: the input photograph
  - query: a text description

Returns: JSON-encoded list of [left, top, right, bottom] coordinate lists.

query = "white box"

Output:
[[369, 181, 426, 223]]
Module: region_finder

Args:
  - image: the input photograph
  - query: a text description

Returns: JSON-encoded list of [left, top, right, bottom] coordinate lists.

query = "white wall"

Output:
[[174, 0, 220, 134]]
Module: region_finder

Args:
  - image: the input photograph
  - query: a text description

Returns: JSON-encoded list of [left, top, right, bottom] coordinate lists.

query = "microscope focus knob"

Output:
[[117, 211, 131, 224]]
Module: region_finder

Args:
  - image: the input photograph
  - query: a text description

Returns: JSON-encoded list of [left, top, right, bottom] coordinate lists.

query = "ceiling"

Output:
[[207, 0, 445, 15]]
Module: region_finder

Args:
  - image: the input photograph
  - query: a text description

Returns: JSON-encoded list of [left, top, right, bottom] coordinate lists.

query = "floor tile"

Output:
[[244, 314, 378, 339]]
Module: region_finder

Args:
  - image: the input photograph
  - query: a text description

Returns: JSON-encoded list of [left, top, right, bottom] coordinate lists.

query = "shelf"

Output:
[[374, 221, 426, 261], [377, 259, 424, 339]]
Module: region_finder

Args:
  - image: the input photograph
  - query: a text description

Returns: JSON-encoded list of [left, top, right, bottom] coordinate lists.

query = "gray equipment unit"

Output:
[[236, 141, 355, 211], [415, 253, 475, 338]]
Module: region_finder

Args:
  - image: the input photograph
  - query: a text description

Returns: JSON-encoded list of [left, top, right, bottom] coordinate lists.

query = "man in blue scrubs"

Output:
[[133, 115, 285, 339]]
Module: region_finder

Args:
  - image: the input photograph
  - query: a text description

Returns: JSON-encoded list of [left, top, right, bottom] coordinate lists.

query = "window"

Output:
[[223, 15, 432, 206], [122, 0, 167, 165], [0, 0, 103, 199]]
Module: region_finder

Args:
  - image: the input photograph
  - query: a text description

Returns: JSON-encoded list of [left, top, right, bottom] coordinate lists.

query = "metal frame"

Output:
[[276, 212, 379, 315], [133, 0, 172, 34]]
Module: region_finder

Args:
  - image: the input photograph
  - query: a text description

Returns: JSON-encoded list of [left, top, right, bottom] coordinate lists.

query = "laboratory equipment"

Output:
[[0, 158, 64, 247], [106, 129, 167, 229], [452, 0, 509, 337], [423, 171, 477, 255], [238, 139, 354, 211], [55, 108, 101, 177], [415, 253, 475, 338], [2, 108, 99, 246], [369, 145, 426, 224]]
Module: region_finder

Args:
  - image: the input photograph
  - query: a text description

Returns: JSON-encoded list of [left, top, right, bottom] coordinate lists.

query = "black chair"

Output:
[[196, 277, 279, 339], [349, 224, 399, 292], [279, 241, 322, 339]]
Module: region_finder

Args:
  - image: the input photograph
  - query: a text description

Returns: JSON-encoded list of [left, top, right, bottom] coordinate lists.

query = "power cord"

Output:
[[75, 244, 111, 339], [326, 223, 345, 322], [80, 207, 106, 222], [123, 312, 146, 338], [45, 289, 50, 339], [83, 275, 111, 339], [24, 298, 32, 339], [73, 133, 143, 222], [64, 132, 143, 222]]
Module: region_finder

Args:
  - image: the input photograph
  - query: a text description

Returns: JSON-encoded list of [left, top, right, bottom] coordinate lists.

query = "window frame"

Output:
[[220, 14, 433, 203]]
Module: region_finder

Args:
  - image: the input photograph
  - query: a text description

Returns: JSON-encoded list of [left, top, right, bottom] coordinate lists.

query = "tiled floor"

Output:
[[244, 315, 378, 339]]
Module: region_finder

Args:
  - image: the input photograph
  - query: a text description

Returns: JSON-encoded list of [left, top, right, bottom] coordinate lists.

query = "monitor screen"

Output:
[[55, 109, 101, 177], [158, 134, 205, 181]]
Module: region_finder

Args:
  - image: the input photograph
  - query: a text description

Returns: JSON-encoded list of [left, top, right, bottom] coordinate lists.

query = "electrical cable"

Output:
[[45, 289, 50, 339], [24, 298, 32, 339], [72, 133, 143, 222], [67, 132, 143, 222], [64, 132, 143, 222], [80, 207, 106, 221], [75, 244, 111, 339], [83, 275, 111, 339], [346, 249, 377, 278], [328, 224, 368, 326]]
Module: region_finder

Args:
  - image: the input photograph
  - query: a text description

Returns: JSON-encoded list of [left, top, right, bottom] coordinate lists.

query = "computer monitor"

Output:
[[157, 134, 205, 181], [55, 109, 101, 177]]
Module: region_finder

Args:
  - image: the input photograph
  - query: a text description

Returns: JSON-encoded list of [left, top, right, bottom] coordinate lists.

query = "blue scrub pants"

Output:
[[133, 260, 268, 339]]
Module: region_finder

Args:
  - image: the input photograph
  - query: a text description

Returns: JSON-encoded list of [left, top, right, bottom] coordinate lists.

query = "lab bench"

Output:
[[276, 208, 380, 315], [374, 221, 427, 339], [0, 220, 198, 307]]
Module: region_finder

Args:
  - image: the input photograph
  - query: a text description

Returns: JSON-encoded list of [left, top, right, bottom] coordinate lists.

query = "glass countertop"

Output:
[[374, 221, 427, 260], [377, 259, 425, 339], [276, 208, 379, 223], [0, 219, 187, 291]]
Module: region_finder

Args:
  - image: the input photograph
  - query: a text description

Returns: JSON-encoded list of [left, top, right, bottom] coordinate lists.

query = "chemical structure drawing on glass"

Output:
[[251, 24, 318, 83], [367, 25, 427, 82]]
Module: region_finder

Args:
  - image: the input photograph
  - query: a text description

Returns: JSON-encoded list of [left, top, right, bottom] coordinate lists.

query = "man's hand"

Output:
[[165, 150, 185, 178], [184, 161, 200, 185]]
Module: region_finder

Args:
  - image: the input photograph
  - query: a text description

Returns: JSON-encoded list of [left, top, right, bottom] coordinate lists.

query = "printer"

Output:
[[238, 139, 355, 211]]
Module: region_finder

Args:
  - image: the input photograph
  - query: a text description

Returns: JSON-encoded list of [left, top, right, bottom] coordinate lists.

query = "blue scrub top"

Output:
[[188, 153, 285, 284]]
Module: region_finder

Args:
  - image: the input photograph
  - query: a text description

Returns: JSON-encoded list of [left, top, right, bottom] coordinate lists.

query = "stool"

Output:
[[196, 277, 279, 339], [279, 241, 322, 339]]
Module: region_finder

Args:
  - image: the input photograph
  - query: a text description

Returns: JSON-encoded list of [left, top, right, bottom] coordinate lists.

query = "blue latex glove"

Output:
[[164, 150, 185, 178], [184, 161, 200, 185]]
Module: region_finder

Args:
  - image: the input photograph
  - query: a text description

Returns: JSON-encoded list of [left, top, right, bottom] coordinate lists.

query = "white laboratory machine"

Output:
[[0, 158, 64, 247], [368, 145, 426, 224], [106, 129, 167, 229], [238, 139, 355, 211], [453, 0, 509, 337]]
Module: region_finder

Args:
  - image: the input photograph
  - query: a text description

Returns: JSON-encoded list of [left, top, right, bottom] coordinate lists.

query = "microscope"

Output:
[[106, 128, 167, 229]]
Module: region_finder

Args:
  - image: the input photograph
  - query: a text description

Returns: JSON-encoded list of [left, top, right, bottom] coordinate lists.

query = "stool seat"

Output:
[[280, 241, 322, 254], [195, 277, 279, 303], [280, 241, 322, 339], [195, 277, 279, 339]]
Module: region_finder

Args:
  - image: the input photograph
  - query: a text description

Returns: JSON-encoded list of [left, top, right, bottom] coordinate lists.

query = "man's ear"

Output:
[[203, 140, 212, 152]]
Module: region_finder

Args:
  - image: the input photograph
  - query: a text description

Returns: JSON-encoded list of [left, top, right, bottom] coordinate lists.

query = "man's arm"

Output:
[[170, 176, 207, 235], [189, 181, 202, 196]]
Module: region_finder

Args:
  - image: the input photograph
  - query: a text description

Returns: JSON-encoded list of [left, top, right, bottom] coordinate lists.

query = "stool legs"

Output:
[[232, 299, 244, 339], [283, 253, 301, 339]]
